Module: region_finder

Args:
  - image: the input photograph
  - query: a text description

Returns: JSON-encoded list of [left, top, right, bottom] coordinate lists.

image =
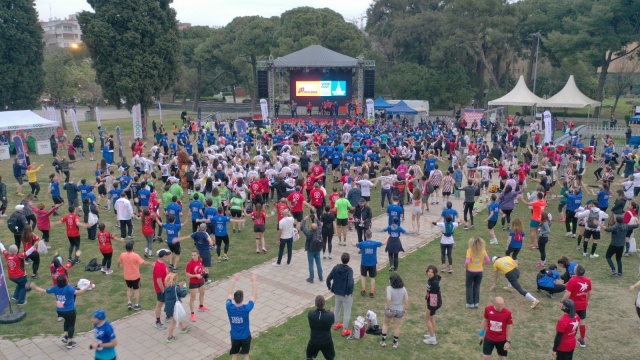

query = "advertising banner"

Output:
[[295, 81, 347, 97], [116, 126, 123, 159], [132, 104, 143, 139], [543, 110, 553, 144], [366, 98, 375, 124], [0, 257, 10, 315], [70, 109, 80, 135], [49, 107, 57, 124], [235, 119, 247, 139], [14, 136, 26, 176], [260, 99, 269, 120]]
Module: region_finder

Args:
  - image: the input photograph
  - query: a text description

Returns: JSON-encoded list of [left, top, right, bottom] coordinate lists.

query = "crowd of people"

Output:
[[1, 110, 639, 360]]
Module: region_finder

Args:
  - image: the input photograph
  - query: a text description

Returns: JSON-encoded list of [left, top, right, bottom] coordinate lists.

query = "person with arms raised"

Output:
[[226, 273, 258, 360]]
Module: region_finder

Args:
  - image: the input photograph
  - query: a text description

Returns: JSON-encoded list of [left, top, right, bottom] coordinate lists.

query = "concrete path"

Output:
[[0, 193, 490, 359]]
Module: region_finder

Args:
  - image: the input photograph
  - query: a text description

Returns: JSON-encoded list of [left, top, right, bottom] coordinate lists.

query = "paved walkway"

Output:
[[0, 193, 490, 359]]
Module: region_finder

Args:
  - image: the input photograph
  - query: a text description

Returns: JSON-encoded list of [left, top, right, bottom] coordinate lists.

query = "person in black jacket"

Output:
[[272, 175, 294, 201], [306, 295, 335, 360], [326, 253, 354, 337], [8, 205, 29, 250], [353, 198, 372, 243], [424, 265, 442, 345]]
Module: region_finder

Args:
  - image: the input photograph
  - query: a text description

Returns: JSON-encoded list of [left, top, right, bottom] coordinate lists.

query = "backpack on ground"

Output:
[[84, 258, 101, 272], [351, 316, 366, 339], [586, 210, 600, 229]]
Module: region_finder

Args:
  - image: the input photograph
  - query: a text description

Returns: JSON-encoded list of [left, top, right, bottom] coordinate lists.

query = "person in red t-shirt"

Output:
[[185, 250, 210, 322], [247, 203, 270, 253], [249, 180, 264, 204], [141, 209, 158, 258], [97, 223, 124, 274], [553, 299, 580, 360], [60, 206, 89, 264], [328, 188, 340, 214], [306, 182, 326, 216], [561, 265, 591, 348], [153, 249, 170, 329], [287, 189, 305, 229], [480, 297, 513, 359], [305, 174, 316, 199], [20, 225, 41, 278], [311, 161, 324, 180], [0, 241, 37, 305], [259, 174, 270, 203], [275, 198, 290, 226]]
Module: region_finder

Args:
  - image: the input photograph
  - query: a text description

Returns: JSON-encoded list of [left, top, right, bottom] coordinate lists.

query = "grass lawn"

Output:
[[221, 174, 640, 360]]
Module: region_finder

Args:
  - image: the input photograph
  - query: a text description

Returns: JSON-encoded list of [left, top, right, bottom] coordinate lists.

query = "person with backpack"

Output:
[[302, 214, 323, 283], [117, 241, 151, 311], [575, 200, 609, 258], [8, 204, 29, 250], [536, 264, 566, 298], [306, 295, 335, 360], [430, 214, 463, 274], [326, 252, 354, 337], [380, 273, 409, 348], [604, 215, 639, 277], [423, 265, 442, 345], [505, 219, 525, 266]]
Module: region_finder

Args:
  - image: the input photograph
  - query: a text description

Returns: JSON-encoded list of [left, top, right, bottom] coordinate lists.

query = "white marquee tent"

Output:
[[0, 110, 59, 131], [537, 75, 601, 108], [488, 75, 545, 106]]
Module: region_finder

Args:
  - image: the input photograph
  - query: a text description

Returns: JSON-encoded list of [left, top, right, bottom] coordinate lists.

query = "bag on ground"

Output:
[[352, 316, 366, 339], [84, 258, 100, 272]]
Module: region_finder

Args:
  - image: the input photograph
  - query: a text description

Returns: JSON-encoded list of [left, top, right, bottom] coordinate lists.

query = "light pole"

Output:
[[531, 32, 541, 95]]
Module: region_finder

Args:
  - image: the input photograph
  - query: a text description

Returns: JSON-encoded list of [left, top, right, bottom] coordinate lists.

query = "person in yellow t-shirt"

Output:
[[465, 237, 490, 308], [26, 164, 44, 199], [490, 255, 540, 309]]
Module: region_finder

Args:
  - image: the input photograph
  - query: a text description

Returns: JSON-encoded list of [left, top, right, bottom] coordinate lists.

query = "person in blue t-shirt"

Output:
[[155, 214, 188, 272], [108, 183, 123, 212], [77, 180, 93, 202], [386, 197, 404, 226], [485, 194, 500, 245], [595, 183, 610, 212], [166, 196, 183, 224], [89, 309, 118, 360], [226, 273, 258, 359], [439, 202, 458, 223], [351, 229, 387, 297], [535, 265, 566, 298], [138, 185, 151, 210], [30, 275, 91, 349], [189, 194, 204, 233]]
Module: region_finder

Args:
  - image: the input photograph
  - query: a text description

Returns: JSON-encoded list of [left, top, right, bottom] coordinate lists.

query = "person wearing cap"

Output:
[[26, 163, 44, 200], [90, 309, 118, 359], [490, 255, 541, 309], [552, 299, 579, 360], [153, 249, 170, 329]]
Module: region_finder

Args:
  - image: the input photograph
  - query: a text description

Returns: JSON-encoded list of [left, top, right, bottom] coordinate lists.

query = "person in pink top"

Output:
[[396, 161, 408, 180], [117, 241, 151, 311], [32, 202, 63, 247]]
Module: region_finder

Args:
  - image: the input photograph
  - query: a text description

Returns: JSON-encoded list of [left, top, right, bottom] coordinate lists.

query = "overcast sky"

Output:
[[35, 0, 372, 27]]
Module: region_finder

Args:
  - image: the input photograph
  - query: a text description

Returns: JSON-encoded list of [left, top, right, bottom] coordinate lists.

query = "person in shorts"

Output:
[[226, 273, 258, 360], [352, 229, 382, 297], [380, 273, 409, 348], [480, 297, 512, 359], [117, 241, 151, 311], [185, 250, 211, 322]]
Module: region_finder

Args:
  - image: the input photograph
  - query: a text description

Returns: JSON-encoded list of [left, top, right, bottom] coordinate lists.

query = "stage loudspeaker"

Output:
[[257, 71, 269, 98], [364, 70, 375, 98]]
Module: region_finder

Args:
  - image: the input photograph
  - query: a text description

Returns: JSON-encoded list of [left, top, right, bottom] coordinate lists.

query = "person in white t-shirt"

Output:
[[357, 176, 374, 203], [274, 210, 295, 266]]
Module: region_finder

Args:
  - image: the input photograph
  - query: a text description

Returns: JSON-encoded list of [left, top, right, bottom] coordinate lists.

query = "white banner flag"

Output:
[[41, 106, 48, 119], [158, 102, 163, 124], [366, 98, 374, 122], [543, 110, 552, 144], [132, 104, 143, 139], [49, 107, 58, 124], [70, 109, 80, 135], [259, 99, 269, 120], [95, 106, 102, 128]]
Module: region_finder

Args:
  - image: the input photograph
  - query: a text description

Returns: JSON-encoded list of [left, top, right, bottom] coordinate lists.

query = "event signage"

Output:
[[116, 126, 123, 159], [0, 257, 10, 316], [70, 109, 80, 135], [543, 110, 553, 144], [235, 119, 247, 139], [296, 81, 347, 97], [13, 136, 27, 177], [366, 98, 375, 124], [49, 107, 57, 124], [260, 99, 269, 120], [132, 104, 143, 139]]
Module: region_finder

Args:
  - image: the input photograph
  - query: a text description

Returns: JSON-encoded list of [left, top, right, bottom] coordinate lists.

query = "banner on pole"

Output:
[[365, 98, 374, 124], [48, 107, 57, 124], [95, 107, 102, 128], [543, 110, 553, 144], [13, 136, 26, 177], [41, 106, 47, 120], [116, 126, 123, 159], [132, 104, 143, 139], [158, 102, 163, 124], [197, 107, 202, 128], [70, 109, 79, 135], [0, 257, 10, 315], [259, 99, 269, 120], [235, 119, 247, 139]]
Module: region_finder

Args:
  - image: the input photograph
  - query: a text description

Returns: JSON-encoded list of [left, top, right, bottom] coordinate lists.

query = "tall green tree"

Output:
[[180, 26, 217, 111], [78, 0, 180, 139], [43, 48, 76, 129], [0, 0, 44, 110]]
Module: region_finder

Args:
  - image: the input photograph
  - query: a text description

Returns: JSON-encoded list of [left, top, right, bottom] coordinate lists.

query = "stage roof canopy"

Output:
[[488, 75, 545, 106], [373, 96, 393, 109], [0, 110, 59, 131], [538, 75, 601, 108], [273, 45, 359, 68], [386, 101, 418, 115]]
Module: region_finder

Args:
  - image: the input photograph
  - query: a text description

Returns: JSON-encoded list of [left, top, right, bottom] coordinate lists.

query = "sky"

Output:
[[34, 0, 372, 27]]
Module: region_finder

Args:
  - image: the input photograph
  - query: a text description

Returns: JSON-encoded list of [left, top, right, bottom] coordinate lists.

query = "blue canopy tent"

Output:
[[386, 101, 418, 114], [630, 115, 640, 124], [373, 96, 393, 109]]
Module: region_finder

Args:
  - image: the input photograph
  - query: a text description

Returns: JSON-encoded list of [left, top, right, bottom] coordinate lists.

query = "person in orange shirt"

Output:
[[522, 192, 547, 250], [117, 241, 151, 311]]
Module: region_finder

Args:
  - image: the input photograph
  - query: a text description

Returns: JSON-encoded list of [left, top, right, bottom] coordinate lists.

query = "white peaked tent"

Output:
[[488, 75, 545, 106], [538, 75, 601, 108]]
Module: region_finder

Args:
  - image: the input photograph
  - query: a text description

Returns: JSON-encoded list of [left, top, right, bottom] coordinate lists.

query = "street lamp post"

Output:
[[531, 32, 541, 95]]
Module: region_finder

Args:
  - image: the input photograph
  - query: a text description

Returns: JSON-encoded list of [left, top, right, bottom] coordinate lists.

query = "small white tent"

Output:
[[488, 75, 545, 106], [0, 110, 59, 131], [538, 75, 601, 108]]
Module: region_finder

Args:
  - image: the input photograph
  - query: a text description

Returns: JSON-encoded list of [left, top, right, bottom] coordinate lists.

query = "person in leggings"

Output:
[[458, 179, 478, 229], [383, 217, 406, 272], [564, 188, 583, 237], [320, 206, 335, 259], [604, 215, 638, 276], [498, 184, 522, 230], [536, 213, 551, 268], [490, 255, 540, 309], [306, 295, 335, 360], [30, 275, 91, 349], [431, 215, 463, 274]]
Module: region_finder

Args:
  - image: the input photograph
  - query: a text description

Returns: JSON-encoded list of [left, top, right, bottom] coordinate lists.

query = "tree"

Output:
[[180, 26, 217, 111], [385, 62, 438, 100], [0, 0, 44, 109], [78, 0, 180, 139], [606, 56, 640, 116], [43, 48, 76, 129], [73, 61, 103, 121]]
